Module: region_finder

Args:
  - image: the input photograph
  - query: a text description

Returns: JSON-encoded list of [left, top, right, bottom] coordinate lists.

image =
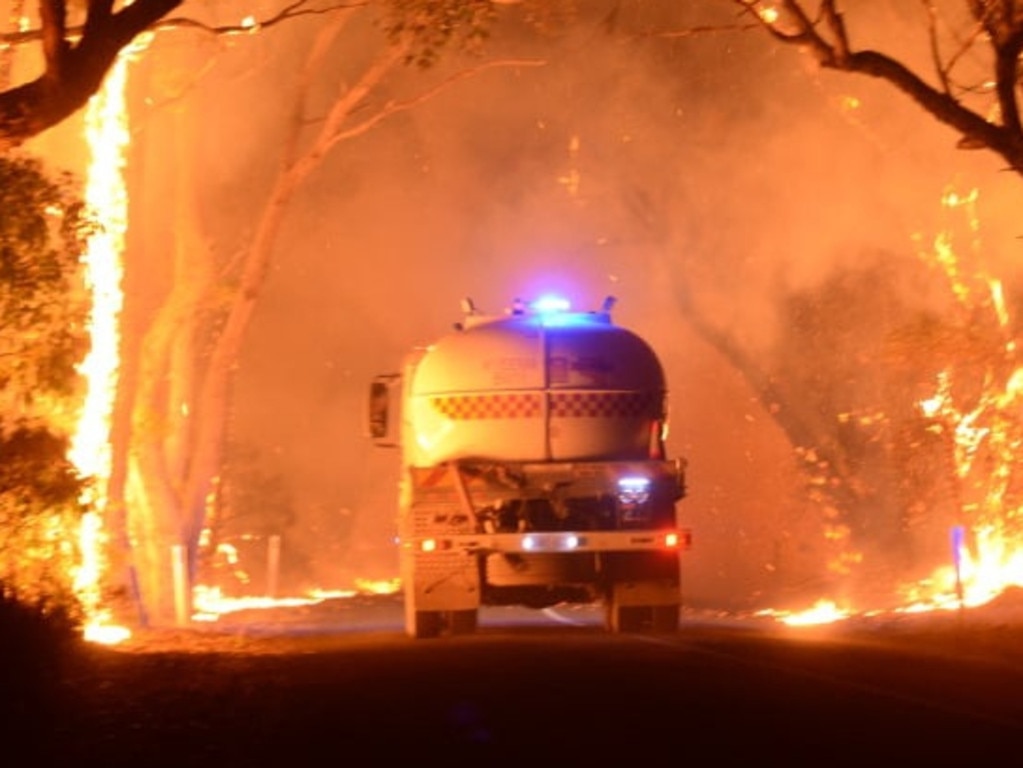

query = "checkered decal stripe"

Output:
[[550, 391, 661, 419], [428, 391, 662, 420], [429, 393, 543, 420]]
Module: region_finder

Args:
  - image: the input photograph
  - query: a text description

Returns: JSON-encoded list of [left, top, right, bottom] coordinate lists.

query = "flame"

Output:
[[769, 187, 1023, 628], [191, 584, 341, 621], [895, 189, 1023, 612], [758, 599, 851, 627], [191, 580, 400, 622], [69, 30, 150, 645], [354, 577, 401, 595]]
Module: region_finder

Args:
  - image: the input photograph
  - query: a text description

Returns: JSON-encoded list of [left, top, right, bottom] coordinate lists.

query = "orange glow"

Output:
[[758, 599, 851, 627], [191, 584, 342, 621], [354, 577, 401, 595], [191, 580, 401, 622]]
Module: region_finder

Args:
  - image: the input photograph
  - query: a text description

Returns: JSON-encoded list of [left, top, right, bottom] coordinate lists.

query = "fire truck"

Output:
[[368, 295, 689, 638]]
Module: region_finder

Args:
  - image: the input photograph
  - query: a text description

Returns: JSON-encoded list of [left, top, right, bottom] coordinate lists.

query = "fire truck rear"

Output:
[[368, 296, 689, 638]]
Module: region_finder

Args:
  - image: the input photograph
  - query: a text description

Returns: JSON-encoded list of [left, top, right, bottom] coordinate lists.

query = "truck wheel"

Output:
[[651, 605, 679, 633], [412, 610, 443, 639], [449, 609, 478, 635], [606, 603, 650, 633]]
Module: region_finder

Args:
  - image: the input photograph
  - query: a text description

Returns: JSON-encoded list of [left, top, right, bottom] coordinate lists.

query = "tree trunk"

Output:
[[179, 17, 405, 580], [123, 86, 211, 626]]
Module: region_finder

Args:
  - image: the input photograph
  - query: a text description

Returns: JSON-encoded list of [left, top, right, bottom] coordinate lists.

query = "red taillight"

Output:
[[419, 538, 454, 552], [662, 530, 693, 550]]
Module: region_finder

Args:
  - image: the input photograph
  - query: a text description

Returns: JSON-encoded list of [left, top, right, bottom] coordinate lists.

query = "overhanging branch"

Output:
[[734, 0, 1023, 173], [0, 0, 181, 149], [1, 0, 366, 45], [325, 57, 547, 152]]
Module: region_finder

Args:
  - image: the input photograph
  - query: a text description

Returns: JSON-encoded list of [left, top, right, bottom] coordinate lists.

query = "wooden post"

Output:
[[267, 535, 281, 598], [171, 544, 189, 626]]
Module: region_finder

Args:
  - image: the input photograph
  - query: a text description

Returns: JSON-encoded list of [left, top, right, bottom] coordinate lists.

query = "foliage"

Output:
[[381, 0, 578, 67], [773, 256, 967, 584], [0, 153, 89, 618], [0, 153, 91, 426], [0, 425, 87, 612], [382, 0, 499, 67], [199, 441, 296, 595]]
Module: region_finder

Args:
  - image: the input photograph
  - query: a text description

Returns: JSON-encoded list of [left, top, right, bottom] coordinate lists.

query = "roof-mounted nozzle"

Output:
[[455, 297, 479, 330], [601, 296, 616, 314]]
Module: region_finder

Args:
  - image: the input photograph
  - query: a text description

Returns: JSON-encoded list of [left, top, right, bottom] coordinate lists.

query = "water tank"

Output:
[[403, 300, 667, 466]]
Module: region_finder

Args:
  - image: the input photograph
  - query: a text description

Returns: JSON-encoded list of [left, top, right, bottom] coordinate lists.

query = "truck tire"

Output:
[[449, 609, 478, 635], [412, 610, 444, 639], [606, 603, 650, 633], [651, 605, 679, 633], [606, 602, 678, 633]]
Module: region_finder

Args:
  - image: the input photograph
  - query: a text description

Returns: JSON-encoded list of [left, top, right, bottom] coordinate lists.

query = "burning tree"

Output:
[[707, 1, 1023, 608], [0, 0, 553, 630], [0, 153, 90, 612], [0, 0, 181, 149], [102, 0, 548, 624]]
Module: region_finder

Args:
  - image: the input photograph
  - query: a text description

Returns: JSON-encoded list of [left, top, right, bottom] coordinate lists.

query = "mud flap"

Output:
[[402, 548, 481, 638]]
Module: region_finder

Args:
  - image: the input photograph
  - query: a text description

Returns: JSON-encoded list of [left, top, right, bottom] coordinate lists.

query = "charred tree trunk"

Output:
[[0, 0, 180, 151]]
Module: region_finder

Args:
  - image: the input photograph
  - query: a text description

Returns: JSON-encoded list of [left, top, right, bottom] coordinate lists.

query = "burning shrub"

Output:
[[0, 426, 87, 610], [0, 154, 91, 623]]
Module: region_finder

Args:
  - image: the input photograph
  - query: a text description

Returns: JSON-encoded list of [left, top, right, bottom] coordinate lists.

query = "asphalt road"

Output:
[[30, 598, 1023, 766]]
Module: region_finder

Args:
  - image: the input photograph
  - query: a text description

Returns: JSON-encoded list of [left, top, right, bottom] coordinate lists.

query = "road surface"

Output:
[[30, 595, 1023, 765]]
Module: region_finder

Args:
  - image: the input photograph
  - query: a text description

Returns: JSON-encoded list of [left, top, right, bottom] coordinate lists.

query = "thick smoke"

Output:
[[28, 1, 1023, 610]]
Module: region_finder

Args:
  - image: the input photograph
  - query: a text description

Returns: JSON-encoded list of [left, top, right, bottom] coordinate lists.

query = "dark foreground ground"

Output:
[[9, 592, 1023, 767]]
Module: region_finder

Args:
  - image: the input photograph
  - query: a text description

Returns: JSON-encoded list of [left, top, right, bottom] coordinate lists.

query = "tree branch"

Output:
[[0, 0, 180, 150], [921, 0, 951, 95], [1, 1, 366, 46], [324, 57, 547, 152], [993, 30, 1023, 138], [0, 0, 369, 149], [736, 0, 1023, 173], [846, 48, 1023, 170], [39, 0, 67, 83]]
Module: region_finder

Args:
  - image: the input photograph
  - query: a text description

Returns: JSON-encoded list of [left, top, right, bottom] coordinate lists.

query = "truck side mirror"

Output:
[[368, 375, 399, 444]]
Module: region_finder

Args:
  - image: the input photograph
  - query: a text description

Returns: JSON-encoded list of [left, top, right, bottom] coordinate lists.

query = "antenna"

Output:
[[601, 296, 617, 314]]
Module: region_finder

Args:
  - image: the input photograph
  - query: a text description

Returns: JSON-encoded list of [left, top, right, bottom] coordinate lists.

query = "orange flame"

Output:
[[69, 30, 150, 645], [757, 599, 851, 627], [768, 187, 1023, 628]]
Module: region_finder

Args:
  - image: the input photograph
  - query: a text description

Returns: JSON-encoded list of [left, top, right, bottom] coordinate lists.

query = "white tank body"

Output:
[[402, 304, 667, 466]]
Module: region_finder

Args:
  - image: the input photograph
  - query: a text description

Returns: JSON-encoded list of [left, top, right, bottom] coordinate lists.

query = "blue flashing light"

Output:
[[531, 295, 572, 315]]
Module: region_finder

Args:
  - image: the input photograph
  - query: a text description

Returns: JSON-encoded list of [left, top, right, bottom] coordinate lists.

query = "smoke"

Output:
[[38, 1, 1020, 608]]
